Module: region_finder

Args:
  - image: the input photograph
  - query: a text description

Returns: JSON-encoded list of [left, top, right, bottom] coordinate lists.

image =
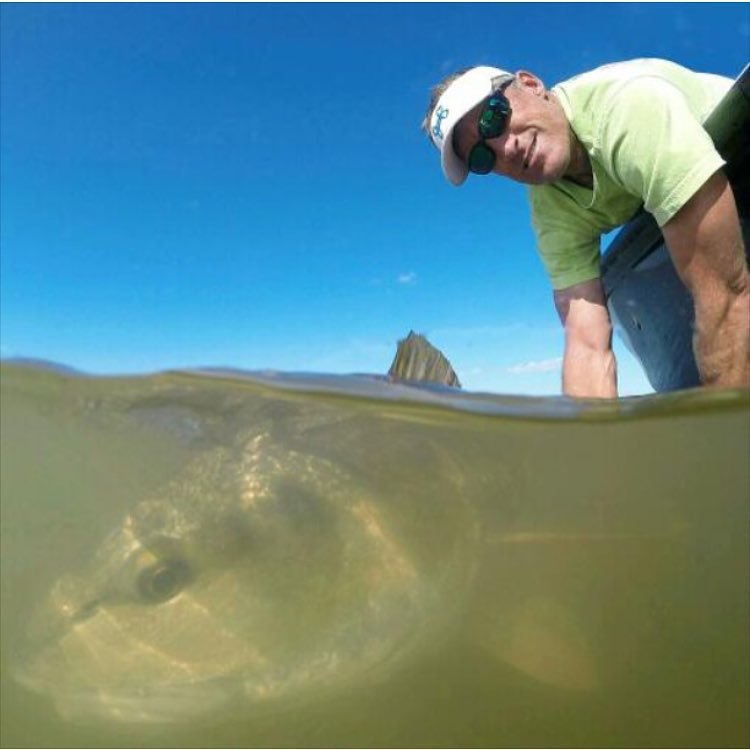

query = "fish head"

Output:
[[15, 431, 446, 724]]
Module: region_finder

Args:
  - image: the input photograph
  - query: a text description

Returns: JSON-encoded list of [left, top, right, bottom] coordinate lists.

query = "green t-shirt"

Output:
[[529, 58, 732, 290]]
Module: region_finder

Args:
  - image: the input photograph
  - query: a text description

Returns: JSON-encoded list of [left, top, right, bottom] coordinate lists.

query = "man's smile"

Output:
[[524, 133, 538, 171]]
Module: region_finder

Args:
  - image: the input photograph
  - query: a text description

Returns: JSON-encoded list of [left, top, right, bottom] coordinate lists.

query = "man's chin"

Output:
[[515, 171, 560, 186]]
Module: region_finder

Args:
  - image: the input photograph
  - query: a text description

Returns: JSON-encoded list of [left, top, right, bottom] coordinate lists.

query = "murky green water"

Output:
[[1, 362, 748, 748]]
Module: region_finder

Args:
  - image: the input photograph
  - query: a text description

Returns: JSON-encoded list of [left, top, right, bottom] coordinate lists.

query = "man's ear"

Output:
[[514, 70, 546, 95]]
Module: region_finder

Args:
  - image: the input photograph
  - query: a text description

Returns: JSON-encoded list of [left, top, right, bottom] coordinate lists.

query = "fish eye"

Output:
[[136, 559, 192, 604]]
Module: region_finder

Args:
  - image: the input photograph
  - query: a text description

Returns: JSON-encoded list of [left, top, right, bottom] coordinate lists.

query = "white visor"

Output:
[[429, 66, 513, 186]]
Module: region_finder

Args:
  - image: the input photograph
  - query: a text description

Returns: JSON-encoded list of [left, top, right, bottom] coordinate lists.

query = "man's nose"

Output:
[[498, 135, 522, 165]]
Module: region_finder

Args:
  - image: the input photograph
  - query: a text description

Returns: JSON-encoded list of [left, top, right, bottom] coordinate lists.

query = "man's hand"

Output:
[[661, 170, 749, 388], [554, 278, 618, 398]]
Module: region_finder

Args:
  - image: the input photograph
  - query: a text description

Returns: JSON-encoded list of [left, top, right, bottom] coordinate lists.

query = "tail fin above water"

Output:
[[387, 332, 461, 388]]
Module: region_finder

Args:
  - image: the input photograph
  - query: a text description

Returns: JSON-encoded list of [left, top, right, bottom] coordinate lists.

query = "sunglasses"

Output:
[[464, 81, 513, 175]]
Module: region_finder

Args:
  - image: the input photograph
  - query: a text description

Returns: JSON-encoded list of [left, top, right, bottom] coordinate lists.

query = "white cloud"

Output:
[[397, 272, 417, 285], [506, 357, 562, 375]]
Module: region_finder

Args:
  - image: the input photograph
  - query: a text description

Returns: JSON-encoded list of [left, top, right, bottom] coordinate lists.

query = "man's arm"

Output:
[[553, 278, 618, 398], [661, 170, 749, 388]]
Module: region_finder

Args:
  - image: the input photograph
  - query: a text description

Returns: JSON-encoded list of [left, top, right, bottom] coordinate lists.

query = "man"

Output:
[[423, 59, 749, 397]]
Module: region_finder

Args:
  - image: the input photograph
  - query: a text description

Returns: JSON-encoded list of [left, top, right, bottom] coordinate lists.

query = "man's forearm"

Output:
[[553, 279, 619, 398], [663, 172, 750, 389], [692, 273, 750, 387], [562, 339, 618, 398]]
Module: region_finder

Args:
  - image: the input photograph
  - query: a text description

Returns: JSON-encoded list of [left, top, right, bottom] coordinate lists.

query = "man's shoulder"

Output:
[[556, 59, 731, 111], [556, 58, 720, 90], [554, 59, 732, 149]]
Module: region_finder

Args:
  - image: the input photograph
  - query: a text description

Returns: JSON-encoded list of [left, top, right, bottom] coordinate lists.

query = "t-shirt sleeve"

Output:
[[597, 77, 725, 227], [530, 185, 603, 290]]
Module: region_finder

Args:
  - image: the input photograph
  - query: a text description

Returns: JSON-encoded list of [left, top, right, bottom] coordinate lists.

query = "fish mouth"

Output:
[[13, 639, 237, 725], [15, 663, 237, 724]]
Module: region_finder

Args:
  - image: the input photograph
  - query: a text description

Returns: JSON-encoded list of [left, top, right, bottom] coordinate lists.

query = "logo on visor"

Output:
[[432, 106, 449, 142]]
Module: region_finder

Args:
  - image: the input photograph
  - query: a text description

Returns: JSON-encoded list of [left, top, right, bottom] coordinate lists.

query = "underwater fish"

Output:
[[8, 345, 479, 725], [14, 429, 453, 723]]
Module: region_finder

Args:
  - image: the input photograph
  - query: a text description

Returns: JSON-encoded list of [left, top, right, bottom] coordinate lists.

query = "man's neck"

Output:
[[565, 131, 594, 189]]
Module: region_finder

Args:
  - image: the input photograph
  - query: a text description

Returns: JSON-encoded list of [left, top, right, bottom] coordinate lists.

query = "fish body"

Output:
[[13, 392, 478, 724]]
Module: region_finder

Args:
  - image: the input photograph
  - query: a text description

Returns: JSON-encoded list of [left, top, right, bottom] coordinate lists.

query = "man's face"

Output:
[[453, 71, 573, 185]]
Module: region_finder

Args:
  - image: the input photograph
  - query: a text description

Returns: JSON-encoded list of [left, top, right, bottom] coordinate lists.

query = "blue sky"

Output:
[[1, 3, 748, 395]]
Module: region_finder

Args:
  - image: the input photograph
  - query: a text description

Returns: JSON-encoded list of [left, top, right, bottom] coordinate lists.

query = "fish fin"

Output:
[[387, 331, 461, 388], [474, 595, 599, 692]]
